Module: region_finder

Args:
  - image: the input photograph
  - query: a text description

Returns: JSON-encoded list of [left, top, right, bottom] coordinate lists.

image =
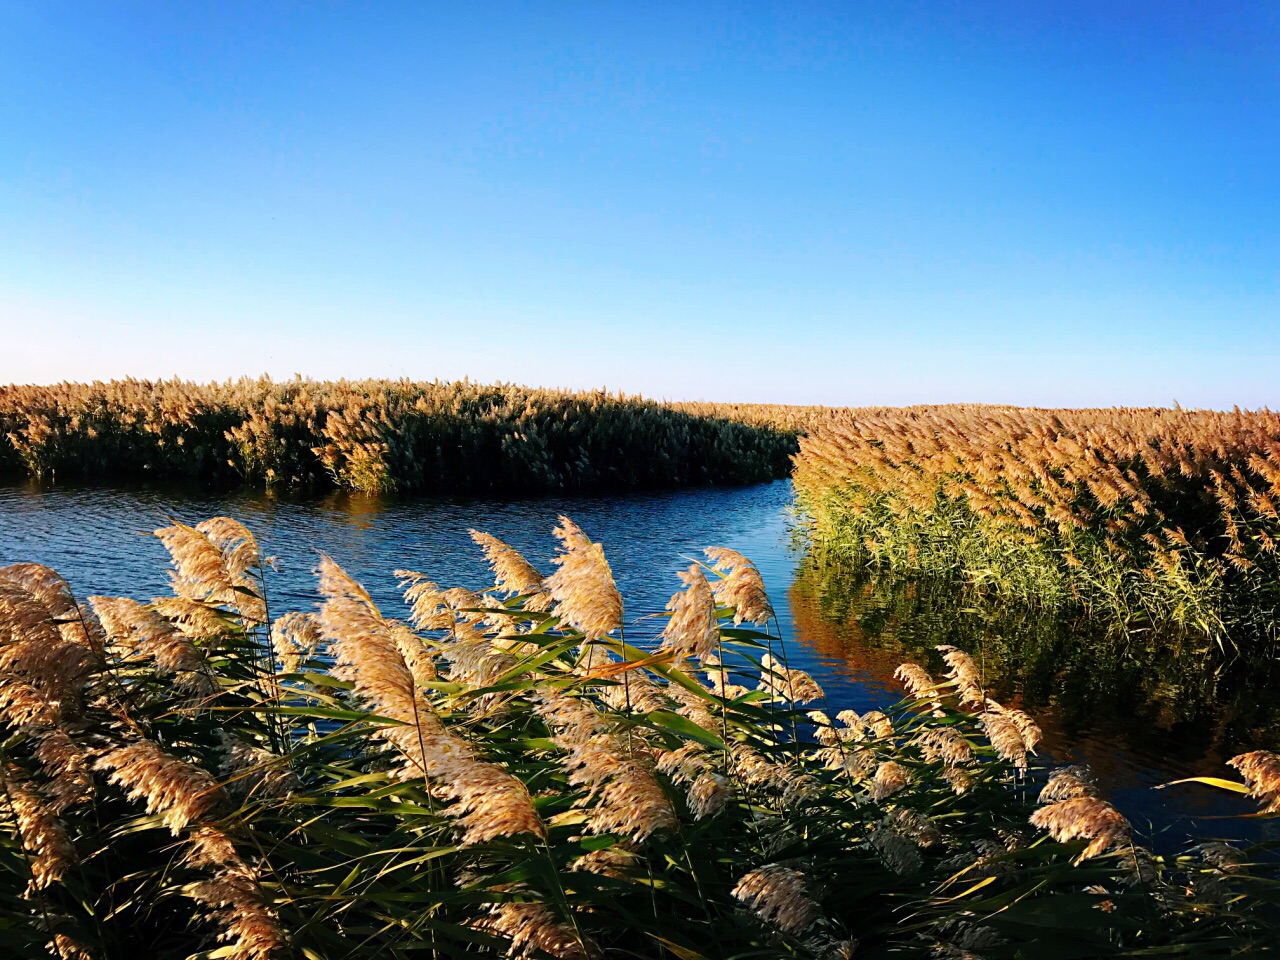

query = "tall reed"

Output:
[[0, 515, 1275, 958], [793, 404, 1280, 637]]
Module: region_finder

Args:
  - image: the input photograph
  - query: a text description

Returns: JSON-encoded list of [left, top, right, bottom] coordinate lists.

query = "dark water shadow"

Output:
[[787, 555, 1280, 847]]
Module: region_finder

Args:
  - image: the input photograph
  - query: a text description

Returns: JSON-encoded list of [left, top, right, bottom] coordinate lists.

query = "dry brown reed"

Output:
[[1039, 765, 1098, 803], [545, 517, 623, 642], [269, 612, 322, 674], [1227, 750, 1280, 814], [4, 770, 77, 890], [1030, 796, 1131, 863], [659, 564, 720, 661], [704, 548, 774, 626], [732, 864, 820, 935], [478, 902, 596, 960], [184, 826, 287, 960], [758, 653, 824, 704], [95, 741, 224, 833], [319, 555, 544, 844], [471, 531, 553, 611]]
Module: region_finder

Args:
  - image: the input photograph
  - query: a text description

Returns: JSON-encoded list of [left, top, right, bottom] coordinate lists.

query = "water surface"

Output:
[[1, 479, 1274, 846]]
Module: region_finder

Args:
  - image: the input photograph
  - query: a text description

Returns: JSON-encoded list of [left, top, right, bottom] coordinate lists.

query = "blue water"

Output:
[[1, 478, 1274, 848]]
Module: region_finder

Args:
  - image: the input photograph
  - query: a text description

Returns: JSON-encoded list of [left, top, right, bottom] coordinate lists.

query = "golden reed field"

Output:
[[5, 384, 1278, 632], [1, 515, 1276, 960], [0, 378, 816, 494], [793, 404, 1280, 635]]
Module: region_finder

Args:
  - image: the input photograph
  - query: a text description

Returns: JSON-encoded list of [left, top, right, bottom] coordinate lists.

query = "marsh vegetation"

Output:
[[1, 515, 1278, 960], [0, 379, 808, 494], [793, 405, 1280, 642]]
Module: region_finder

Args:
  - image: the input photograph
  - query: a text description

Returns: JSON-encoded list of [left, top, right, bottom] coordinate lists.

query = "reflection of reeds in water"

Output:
[[794, 404, 1280, 635], [787, 558, 1280, 809], [0, 378, 810, 493], [0, 516, 1277, 959]]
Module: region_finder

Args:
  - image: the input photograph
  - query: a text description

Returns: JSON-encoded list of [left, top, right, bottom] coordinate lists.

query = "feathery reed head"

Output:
[[95, 740, 224, 834], [478, 902, 595, 960], [1227, 750, 1280, 814], [470, 530, 552, 610], [545, 517, 622, 640], [757, 652, 824, 704], [1030, 797, 1130, 863], [270, 612, 322, 674], [1040, 765, 1098, 803], [704, 547, 774, 626], [659, 564, 719, 661], [154, 522, 235, 601], [732, 864, 820, 935], [4, 769, 77, 890]]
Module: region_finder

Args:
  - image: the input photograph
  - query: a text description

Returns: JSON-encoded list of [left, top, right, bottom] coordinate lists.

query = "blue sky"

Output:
[[1, 2, 1276, 407]]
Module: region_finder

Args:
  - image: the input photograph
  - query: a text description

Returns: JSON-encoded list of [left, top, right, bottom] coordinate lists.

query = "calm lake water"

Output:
[[1, 478, 1275, 847]]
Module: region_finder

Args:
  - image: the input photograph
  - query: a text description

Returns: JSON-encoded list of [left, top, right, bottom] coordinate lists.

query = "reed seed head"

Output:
[[869, 824, 922, 875], [687, 771, 732, 819], [732, 863, 820, 935], [869, 761, 911, 801], [91, 595, 214, 693], [545, 517, 623, 641], [478, 902, 596, 960], [1227, 750, 1280, 814], [270, 612, 322, 674], [1030, 797, 1130, 863], [1040, 765, 1097, 803], [704, 547, 774, 626], [894, 662, 937, 698], [979, 713, 1028, 770], [470, 530, 553, 610], [5, 770, 77, 890], [95, 740, 224, 834], [659, 564, 719, 661], [33, 728, 95, 815], [195, 516, 262, 580], [758, 653, 824, 704], [189, 872, 287, 960], [154, 522, 236, 604], [913, 727, 974, 766]]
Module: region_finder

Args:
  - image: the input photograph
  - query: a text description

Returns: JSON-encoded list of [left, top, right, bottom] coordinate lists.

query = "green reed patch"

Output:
[[1, 515, 1276, 959]]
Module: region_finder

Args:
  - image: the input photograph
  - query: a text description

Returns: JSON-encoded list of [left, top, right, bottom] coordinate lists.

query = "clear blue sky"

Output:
[[1, 2, 1276, 407]]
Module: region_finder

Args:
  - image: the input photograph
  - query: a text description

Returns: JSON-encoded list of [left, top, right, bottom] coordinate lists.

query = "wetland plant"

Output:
[[0, 378, 806, 493], [0, 516, 1276, 959], [793, 404, 1280, 639]]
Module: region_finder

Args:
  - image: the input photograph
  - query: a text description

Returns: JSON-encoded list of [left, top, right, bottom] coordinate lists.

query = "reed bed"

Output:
[[793, 404, 1280, 636], [1, 516, 1276, 959], [0, 379, 808, 493]]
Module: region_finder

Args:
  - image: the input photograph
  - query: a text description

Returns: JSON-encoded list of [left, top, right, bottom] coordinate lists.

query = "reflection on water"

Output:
[[1, 478, 1276, 846], [0, 478, 801, 647], [789, 557, 1280, 846]]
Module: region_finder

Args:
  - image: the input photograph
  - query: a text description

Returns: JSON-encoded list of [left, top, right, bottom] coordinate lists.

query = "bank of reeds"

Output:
[[793, 405, 1280, 638], [0, 379, 809, 493], [1, 515, 1276, 959]]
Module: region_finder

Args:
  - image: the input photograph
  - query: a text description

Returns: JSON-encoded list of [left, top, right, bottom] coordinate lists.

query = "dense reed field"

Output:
[[2, 516, 1277, 959], [793, 405, 1280, 637], [0, 379, 812, 493]]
